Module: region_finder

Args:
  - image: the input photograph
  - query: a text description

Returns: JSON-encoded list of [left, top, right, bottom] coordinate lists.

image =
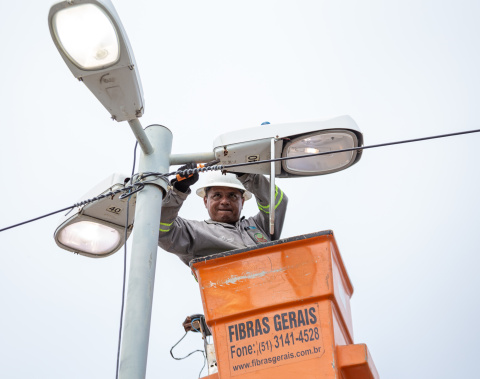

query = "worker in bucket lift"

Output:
[[158, 163, 288, 265]]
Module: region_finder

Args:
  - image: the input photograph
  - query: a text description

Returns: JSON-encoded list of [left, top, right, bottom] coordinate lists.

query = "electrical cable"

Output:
[[138, 163, 223, 183], [170, 330, 207, 379], [1, 127, 480, 234], [221, 127, 480, 171], [0, 182, 143, 233], [191, 318, 201, 333], [134, 126, 480, 178], [115, 141, 139, 379], [0, 206, 82, 233]]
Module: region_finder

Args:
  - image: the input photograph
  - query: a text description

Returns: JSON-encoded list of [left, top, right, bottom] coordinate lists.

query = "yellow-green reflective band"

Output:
[[257, 186, 283, 214], [275, 188, 284, 209], [159, 221, 173, 232], [257, 202, 269, 211]]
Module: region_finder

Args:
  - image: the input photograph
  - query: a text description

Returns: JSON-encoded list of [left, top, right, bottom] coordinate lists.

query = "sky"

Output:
[[1, 0, 480, 378]]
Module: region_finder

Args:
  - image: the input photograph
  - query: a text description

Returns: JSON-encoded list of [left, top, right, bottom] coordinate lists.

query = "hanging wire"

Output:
[[0, 182, 144, 233], [0, 206, 80, 233], [1, 127, 480, 234], [221, 127, 480, 170], [170, 330, 207, 379], [115, 141, 139, 379], [118, 127, 480, 180], [191, 318, 201, 333]]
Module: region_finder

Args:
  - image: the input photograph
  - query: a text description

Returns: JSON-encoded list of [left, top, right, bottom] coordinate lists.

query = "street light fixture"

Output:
[[48, 0, 144, 122], [212, 116, 363, 177], [54, 173, 135, 258]]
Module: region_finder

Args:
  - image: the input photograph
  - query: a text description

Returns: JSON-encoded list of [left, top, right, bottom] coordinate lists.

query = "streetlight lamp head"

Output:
[[48, 0, 144, 122], [57, 219, 123, 256], [51, 3, 120, 70], [212, 115, 363, 178], [54, 173, 136, 258], [282, 129, 360, 176]]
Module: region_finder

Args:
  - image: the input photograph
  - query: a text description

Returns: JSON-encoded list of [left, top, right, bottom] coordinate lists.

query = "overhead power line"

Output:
[[1, 127, 480, 234], [222, 127, 480, 170], [0, 182, 144, 233]]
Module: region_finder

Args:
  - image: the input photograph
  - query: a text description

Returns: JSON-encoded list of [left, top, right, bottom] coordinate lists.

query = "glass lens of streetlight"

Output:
[[58, 220, 121, 255], [52, 4, 120, 70], [283, 131, 356, 174]]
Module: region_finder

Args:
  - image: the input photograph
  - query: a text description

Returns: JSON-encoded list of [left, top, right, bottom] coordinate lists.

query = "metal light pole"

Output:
[[119, 123, 172, 378]]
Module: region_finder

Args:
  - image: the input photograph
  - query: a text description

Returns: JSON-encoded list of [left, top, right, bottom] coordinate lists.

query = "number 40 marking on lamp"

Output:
[[107, 206, 122, 214]]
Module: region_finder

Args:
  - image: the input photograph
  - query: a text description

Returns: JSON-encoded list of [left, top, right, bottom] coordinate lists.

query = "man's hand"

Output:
[[171, 162, 199, 193]]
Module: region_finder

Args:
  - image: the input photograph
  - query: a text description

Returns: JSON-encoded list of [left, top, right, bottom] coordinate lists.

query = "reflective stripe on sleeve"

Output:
[[159, 221, 173, 232], [257, 186, 284, 214]]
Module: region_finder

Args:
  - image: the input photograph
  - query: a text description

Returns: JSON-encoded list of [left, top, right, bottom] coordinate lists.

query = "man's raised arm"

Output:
[[237, 173, 288, 241]]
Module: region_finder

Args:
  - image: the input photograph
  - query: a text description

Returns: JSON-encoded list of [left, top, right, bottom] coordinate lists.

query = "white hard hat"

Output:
[[196, 171, 252, 200]]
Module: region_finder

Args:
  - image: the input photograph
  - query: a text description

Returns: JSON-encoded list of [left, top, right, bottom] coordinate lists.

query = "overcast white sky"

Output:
[[1, 1, 480, 378]]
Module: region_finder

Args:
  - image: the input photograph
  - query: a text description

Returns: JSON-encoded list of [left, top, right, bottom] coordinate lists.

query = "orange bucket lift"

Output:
[[190, 230, 379, 379]]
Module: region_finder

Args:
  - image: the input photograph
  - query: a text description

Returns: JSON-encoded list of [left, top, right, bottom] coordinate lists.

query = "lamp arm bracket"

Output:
[[128, 119, 154, 155], [169, 152, 216, 166]]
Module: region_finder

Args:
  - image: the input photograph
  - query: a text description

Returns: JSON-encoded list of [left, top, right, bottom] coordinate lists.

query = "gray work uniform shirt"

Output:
[[157, 174, 288, 265]]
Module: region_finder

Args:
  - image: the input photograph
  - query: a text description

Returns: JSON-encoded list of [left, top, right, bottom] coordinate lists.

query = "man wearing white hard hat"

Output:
[[158, 163, 288, 265]]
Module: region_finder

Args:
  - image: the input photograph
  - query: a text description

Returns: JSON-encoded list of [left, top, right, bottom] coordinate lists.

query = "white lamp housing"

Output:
[[212, 115, 363, 177], [48, 0, 144, 122], [54, 173, 136, 258]]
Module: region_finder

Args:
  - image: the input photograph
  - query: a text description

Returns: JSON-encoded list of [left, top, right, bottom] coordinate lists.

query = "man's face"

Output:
[[204, 186, 245, 225]]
